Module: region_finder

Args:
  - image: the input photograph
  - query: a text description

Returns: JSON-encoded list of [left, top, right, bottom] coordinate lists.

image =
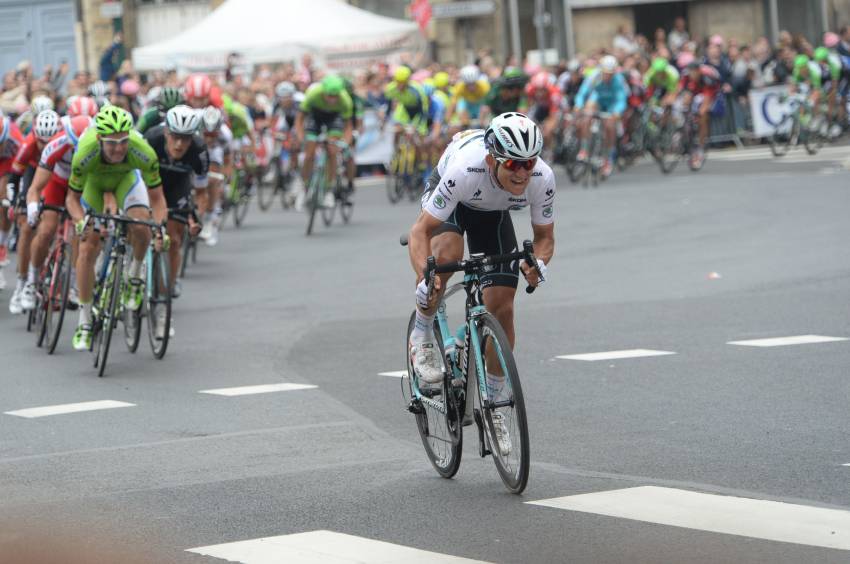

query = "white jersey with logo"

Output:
[[422, 130, 555, 225]]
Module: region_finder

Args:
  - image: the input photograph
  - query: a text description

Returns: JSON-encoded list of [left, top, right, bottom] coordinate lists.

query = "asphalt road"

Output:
[[1, 145, 849, 563]]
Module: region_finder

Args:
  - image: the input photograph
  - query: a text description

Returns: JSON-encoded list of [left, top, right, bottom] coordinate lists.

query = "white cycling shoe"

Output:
[[491, 411, 512, 455], [409, 340, 444, 387]]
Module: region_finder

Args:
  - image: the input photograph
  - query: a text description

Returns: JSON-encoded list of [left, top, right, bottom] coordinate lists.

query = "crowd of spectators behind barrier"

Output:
[[3, 20, 850, 138]]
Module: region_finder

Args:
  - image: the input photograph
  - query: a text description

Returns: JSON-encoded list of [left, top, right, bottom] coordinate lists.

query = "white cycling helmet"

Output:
[[34, 109, 60, 141], [165, 104, 201, 135], [460, 65, 480, 84], [484, 112, 543, 161], [89, 80, 109, 99], [275, 81, 296, 99], [31, 95, 55, 116], [200, 105, 223, 134], [600, 55, 618, 73]]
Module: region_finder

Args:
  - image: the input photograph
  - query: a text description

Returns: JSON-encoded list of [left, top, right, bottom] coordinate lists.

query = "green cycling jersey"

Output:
[[136, 107, 164, 134], [299, 83, 353, 118], [69, 127, 162, 211], [221, 94, 254, 139], [792, 61, 823, 90], [384, 81, 429, 117], [644, 65, 680, 92]]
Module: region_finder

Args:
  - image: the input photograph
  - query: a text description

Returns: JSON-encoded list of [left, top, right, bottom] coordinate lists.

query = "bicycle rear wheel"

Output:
[[804, 116, 825, 155], [405, 312, 463, 479], [46, 241, 72, 354], [658, 124, 683, 174], [234, 181, 251, 227], [305, 178, 321, 236], [123, 255, 143, 353], [471, 313, 530, 494], [339, 184, 354, 224], [34, 274, 49, 348], [769, 115, 793, 157], [94, 256, 123, 377], [321, 178, 337, 227]]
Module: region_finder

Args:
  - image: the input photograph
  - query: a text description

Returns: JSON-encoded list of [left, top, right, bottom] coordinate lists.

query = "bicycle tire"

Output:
[[34, 269, 49, 348], [146, 251, 171, 359], [234, 181, 251, 228], [123, 254, 143, 353], [305, 174, 321, 236], [804, 116, 824, 155], [321, 177, 337, 227], [471, 313, 530, 494], [405, 312, 463, 479], [46, 241, 72, 355], [179, 230, 190, 278], [339, 185, 354, 224], [769, 115, 793, 157], [258, 157, 278, 210], [95, 255, 123, 377], [190, 235, 198, 264], [658, 124, 683, 174]]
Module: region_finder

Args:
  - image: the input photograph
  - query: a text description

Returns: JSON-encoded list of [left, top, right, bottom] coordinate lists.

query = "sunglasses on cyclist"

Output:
[[495, 156, 537, 171], [101, 135, 130, 147]]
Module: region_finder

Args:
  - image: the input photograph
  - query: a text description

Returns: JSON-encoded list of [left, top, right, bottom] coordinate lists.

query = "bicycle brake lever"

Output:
[[522, 240, 543, 294]]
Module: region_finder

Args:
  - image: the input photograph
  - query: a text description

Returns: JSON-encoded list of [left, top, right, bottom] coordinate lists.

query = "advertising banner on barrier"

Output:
[[749, 86, 793, 137]]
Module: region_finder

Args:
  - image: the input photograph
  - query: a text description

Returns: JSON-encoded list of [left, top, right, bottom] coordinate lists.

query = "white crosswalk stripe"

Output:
[[186, 530, 491, 563], [527, 486, 850, 551], [556, 349, 676, 361], [199, 383, 318, 396], [4, 400, 136, 418], [727, 334, 848, 347]]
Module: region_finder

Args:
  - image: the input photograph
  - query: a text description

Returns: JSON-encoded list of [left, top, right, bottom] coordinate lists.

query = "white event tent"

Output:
[[133, 0, 420, 72]]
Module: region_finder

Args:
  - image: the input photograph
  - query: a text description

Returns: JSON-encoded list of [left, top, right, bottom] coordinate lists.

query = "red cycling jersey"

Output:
[[0, 123, 25, 177], [11, 131, 44, 176], [525, 84, 561, 109], [678, 65, 721, 97]]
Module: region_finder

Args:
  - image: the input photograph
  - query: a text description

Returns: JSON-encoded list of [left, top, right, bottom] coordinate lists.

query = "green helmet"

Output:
[[651, 57, 669, 72], [813, 47, 829, 62], [95, 105, 134, 135], [159, 86, 183, 111], [321, 75, 345, 96], [794, 54, 810, 68], [501, 66, 528, 87]]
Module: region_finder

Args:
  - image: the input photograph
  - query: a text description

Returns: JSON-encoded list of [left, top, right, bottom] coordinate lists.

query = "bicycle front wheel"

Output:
[[46, 241, 72, 354], [405, 312, 463, 479], [146, 251, 172, 359], [234, 181, 252, 227], [95, 256, 123, 377], [321, 179, 337, 227], [471, 313, 530, 494], [769, 115, 793, 157]]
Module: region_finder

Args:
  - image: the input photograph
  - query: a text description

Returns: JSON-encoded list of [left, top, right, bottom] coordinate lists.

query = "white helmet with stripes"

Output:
[[165, 104, 201, 135], [484, 112, 543, 161], [34, 109, 60, 141]]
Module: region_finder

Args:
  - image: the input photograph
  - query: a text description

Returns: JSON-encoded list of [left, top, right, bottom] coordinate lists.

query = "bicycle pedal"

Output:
[[407, 398, 424, 415]]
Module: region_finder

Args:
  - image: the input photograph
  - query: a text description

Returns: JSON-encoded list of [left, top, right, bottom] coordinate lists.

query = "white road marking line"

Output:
[[4, 400, 135, 419], [186, 530, 491, 563], [199, 383, 317, 396], [556, 349, 676, 361], [727, 335, 848, 347], [378, 370, 407, 378], [842, 463, 850, 467], [527, 486, 850, 551]]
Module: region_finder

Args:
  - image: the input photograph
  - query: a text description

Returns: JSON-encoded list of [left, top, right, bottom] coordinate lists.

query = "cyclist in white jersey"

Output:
[[407, 112, 555, 389], [198, 106, 232, 246]]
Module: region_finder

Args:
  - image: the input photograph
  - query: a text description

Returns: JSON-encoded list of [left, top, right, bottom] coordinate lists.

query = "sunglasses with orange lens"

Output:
[[496, 156, 537, 171]]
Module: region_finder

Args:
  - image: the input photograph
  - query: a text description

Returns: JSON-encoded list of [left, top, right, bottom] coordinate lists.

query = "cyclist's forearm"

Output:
[[26, 167, 51, 205], [148, 186, 167, 224], [66, 190, 85, 223], [531, 224, 555, 264], [408, 216, 434, 281]]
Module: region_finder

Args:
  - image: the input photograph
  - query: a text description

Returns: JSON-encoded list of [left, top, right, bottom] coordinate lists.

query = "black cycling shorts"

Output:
[[305, 110, 345, 137]]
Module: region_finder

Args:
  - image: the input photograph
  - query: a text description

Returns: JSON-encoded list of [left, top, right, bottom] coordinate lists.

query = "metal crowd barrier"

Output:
[[708, 93, 752, 148]]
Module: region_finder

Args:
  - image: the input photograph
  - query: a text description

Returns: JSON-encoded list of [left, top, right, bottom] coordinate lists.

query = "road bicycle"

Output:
[[400, 236, 542, 493], [221, 150, 256, 228], [258, 130, 297, 210], [769, 93, 826, 157], [571, 112, 610, 188], [305, 133, 350, 235], [386, 125, 421, 204], [85, 213, 161, 377], [123, 231, 172, 360], [30, 204, 75, 354]]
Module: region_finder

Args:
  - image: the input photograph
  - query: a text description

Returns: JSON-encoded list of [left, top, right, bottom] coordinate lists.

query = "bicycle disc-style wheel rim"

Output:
[[405, 312, 463, 479], [321, 181, 336, 227], [96, 257, 123, 377], [305, 181, 320, 236], [340, 188, 353, 224], [47, 243, 72, 354], [257, 158, 277, 210], [123, 254, 142, 353], [475, 314, 530, 494], [146, 252, 171, 359]]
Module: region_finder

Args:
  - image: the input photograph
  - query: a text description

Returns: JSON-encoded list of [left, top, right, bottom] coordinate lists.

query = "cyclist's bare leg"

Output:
[[698, 96, 712, 146], [76, 231, 102, 304], [126, 206, 152, 263], [300, 140, 317, 186], [30, 209, 59, 270], [326, 138, 340, 186], [166, 219, 185, 287], [193, 187, 207, 222], [15, 214, 33, 281]]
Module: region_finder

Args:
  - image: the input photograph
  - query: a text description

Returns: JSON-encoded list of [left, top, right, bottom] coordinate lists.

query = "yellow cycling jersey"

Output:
[[450, 79, 491, 104]]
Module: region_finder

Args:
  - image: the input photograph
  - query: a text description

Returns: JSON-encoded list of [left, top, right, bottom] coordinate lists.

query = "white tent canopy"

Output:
[[133, 0, 419, 72]]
